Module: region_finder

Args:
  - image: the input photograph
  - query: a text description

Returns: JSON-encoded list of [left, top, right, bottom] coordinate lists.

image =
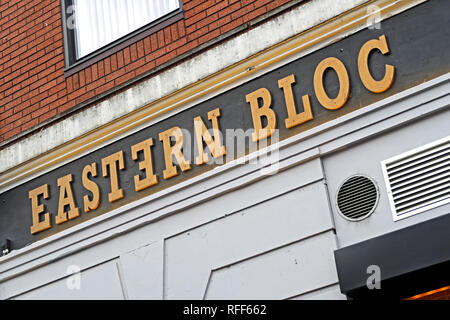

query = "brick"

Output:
[[12, 86, 30, 100], [176, 39, 199, 56], [245, 5, 267, 22], [13, 113, 31, 127], [178, 21, 186, 37], [38, 108, 57, 123], [20, 118, 38, 131], [94, 81, 115, 95], [29, 91, 48, 106], [86, 77, 106, 93], [218, 2, 241, 18], [231, 4, 254, 20], [150, 33, 158, 51], [0, 123, 14, 137], [220, 17, 244, 34], [186, 10, 206, 27], [104, 68, 126, 83], [130, 43, 138, 62], [0, 109, 13, 122], [67, 87, 87, 102], [123, 47, 131, 65], [143, 37, 151, 55], [3, 127, 22, 141], [4, 111, 22, 125], [156, 50, 178, 67], [267, 0, 292, 11], [208, 15, 231, 31], [170, 24, 179, 42], [91, 63, 98, 81], [183, 0, 206, 11], [48, 82, 66, 96], [125, 57, 146, 73], [75, 90, 95, 104], [188, 25, 210, 42], [137, 40, 144, 58], [104, 57, 111, 75], [56, 101, 73, 114], [157, 30, 165, 48], [135, 60, 156, 77], [85, 67, 92, 84], [164, 27, 172, 45], [65, 76, 73, 92], [110, 54, 118, 71], [206, 1, 229, 16], [167, 37, 188, 53], [196, 12, 218, 30], [97, 60, 105, 78], [13, 100, 31, 114], [39, 92, 59, 107], [151, 47, 167, 60], [31, 105, 49, 119], [115, 71, 136, 86]]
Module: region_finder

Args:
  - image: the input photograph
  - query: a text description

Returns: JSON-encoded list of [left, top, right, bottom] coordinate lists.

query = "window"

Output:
[[62, 0, 183, 74]]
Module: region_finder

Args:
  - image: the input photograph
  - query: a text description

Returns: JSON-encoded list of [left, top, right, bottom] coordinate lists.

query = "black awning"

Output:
[[334, 212, 450, 299]]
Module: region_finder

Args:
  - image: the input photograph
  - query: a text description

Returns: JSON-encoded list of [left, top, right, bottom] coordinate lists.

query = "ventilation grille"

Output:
[[336, 175, 379, 221], [381, 136, 450, 221]]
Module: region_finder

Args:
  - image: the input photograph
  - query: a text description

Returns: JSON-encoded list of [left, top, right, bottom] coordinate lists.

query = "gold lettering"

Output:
[[245, 88, 277, 142], [313, 57, 350, 110], [194, 108, 226, 165], [55, 174, 80, 224], [101, 151, 125, 202], [358, 35, 395, 93], [278, 74, 314, 129], [131, 138, 158, 191], [82, 162, 100, 212], [29, 184, 51, 234], [159, 127, 191, 180]]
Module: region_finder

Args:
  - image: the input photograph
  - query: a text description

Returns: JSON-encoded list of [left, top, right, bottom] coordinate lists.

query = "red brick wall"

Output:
[[0, 0, 295, 145]]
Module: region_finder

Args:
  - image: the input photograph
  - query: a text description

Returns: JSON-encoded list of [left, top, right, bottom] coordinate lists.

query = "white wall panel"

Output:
[[203, 231, 338, 299], [119, 240, 164, 299], [13, 260, 124, 300], [164, 181, 334, 299]]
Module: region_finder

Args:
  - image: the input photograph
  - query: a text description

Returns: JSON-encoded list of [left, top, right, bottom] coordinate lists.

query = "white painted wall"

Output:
[[13, 260, 125, 300]]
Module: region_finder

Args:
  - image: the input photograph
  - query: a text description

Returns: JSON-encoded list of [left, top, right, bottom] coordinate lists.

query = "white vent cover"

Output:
[[381, 135, 450, 221]]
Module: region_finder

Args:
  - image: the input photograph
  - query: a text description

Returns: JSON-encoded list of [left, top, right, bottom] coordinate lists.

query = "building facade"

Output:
[[0, 0, 449, 300]]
